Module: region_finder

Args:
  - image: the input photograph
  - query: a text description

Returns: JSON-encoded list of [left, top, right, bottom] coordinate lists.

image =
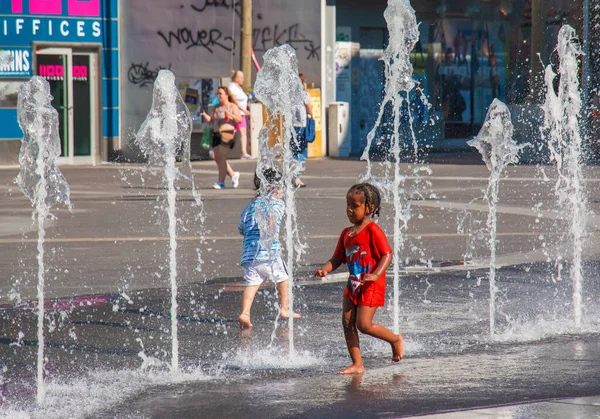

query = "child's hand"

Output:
[[314, 269, 328, 277], [363, 273, 379, 282]]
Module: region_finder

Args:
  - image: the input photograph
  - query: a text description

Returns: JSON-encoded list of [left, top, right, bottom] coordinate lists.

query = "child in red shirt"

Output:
[[315, 183, 403, 374]]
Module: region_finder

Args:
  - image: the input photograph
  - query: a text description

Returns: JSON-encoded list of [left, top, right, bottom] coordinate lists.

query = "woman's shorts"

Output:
[[234, 115, 247, 131], [212, 132, 236, 150], [242, 258, 289, 286]]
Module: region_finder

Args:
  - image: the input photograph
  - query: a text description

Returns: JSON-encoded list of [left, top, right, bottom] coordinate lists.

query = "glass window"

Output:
[[415, 0, 581, 140], [419, 4, 520, 139], [0, 80, 25, 108]]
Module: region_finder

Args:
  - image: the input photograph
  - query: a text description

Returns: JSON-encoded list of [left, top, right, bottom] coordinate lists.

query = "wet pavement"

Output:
[[410, 397, 600, 418], [1, 157, 600, 418]]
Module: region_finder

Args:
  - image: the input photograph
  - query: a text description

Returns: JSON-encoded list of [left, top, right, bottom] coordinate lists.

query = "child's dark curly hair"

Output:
[[254, 168, 282, 191], [347, 183, 382, 217]]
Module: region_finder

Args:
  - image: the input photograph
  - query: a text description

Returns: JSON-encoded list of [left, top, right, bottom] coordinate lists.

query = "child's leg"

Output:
[[276, 280, 301, 319], [239, 285, 260, 328], [356, 305, 404, 362], [272, 259, 300, 319], [340, 296, 364, 374]]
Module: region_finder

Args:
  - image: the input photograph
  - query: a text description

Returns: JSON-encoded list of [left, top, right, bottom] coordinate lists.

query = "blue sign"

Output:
[[0, 16, 103, 45], [0, 48, 32, 77], [0, 0, 115, 46]]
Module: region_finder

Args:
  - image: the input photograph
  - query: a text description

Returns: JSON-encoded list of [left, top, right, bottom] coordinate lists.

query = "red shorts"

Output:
[[343, 279, 386, 307]]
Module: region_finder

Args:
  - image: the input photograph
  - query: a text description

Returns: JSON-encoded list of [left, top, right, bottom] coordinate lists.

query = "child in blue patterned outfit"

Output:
[[237, 170, 301, 328]]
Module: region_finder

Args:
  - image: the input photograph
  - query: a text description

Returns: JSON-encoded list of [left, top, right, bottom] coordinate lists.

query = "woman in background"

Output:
[[228, 70, 253, 159], [201, 86, 242, 189], [291, 73, 313, 188]]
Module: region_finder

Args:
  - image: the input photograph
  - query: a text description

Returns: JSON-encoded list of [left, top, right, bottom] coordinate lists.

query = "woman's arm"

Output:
[[305, 101, 313, 117], [225, 105, 242, 124], [201, 109, 212, 123]]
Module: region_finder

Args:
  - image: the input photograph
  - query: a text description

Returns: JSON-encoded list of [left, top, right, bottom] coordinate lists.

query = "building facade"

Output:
[[0, 0, 119, 164], [0, 0, 322, 164], [119, 0, 322, 161], [0, 0, 595, 164], [328, 0, 589, 156]]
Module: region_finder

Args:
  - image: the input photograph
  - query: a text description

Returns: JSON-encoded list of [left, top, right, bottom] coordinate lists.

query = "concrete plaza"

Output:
[[1, 156, 600, 418]]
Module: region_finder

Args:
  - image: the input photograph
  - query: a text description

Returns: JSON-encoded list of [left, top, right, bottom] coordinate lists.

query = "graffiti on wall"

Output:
[[154, 3, 320, 61], [157, 27, 235, 52], [122, 0, 320, 157], [253, 15, 320, 61], [10, 0, 100, 16], [128, 62, 172, 87], [190, 0, 241, 17]]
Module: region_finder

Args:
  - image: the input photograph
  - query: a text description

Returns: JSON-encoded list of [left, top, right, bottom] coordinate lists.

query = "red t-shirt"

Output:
[[333, 222, 392, 307]]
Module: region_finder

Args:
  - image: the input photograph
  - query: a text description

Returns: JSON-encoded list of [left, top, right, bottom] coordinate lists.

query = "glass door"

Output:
[[72, 53, 93, 157], [36, 48, 74, 160], [36, 47, 97, 164]]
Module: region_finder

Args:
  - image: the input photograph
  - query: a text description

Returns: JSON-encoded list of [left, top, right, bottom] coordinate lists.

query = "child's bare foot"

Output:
[[238, 314, 253, 328], [339, 363, 365, 374], [280, 311, 302, 319], [391, 334, 404, 362]]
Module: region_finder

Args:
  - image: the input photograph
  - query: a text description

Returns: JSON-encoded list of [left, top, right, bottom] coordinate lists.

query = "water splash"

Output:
[[135, 69, 202, 371], [541, 25, 588, 328], [254, 44, 306, 354], [227, 347, 324, 370], [362, 0, 420, 170], [360, 0, 420, 334], [15, 76, 72, 405], [2, 368, 213, 419], [468, 99, 525, 336]]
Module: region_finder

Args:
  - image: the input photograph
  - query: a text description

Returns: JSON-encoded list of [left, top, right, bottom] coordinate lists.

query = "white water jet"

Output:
[[541, 25, 588, 328], [135, 69, 201, 371], [254, 44, 306, 355], [16, 76, 72, 405], [360, 0, 420, 334], [468, 99, 524, 337]]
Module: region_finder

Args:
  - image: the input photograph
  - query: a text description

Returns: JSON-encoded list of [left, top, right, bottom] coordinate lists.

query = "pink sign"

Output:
[[39, 64, 64, 78], [28, 0, 62, 15], [11, 0, 23, 13], [73, 65, 87, 78], [11, 0, 100, 17], [68, 0, 100, 17], [39, 64, 88, 80]]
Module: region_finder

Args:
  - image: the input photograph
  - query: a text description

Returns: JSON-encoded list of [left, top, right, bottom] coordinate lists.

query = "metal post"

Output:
[[529, 0, 545, 103], [583, 0, 590, 124], [241, 0, 253, 91]]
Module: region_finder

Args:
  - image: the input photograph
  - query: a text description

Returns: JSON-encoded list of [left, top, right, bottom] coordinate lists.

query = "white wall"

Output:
[[120, 0, 321, 158]]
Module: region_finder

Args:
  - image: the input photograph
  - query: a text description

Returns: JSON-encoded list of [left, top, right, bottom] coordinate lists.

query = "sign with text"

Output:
[[0, 0, 109, 46], [0, 48, 31, 77], [38, 63, 88, 81], [6, 0, 100, 16]]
